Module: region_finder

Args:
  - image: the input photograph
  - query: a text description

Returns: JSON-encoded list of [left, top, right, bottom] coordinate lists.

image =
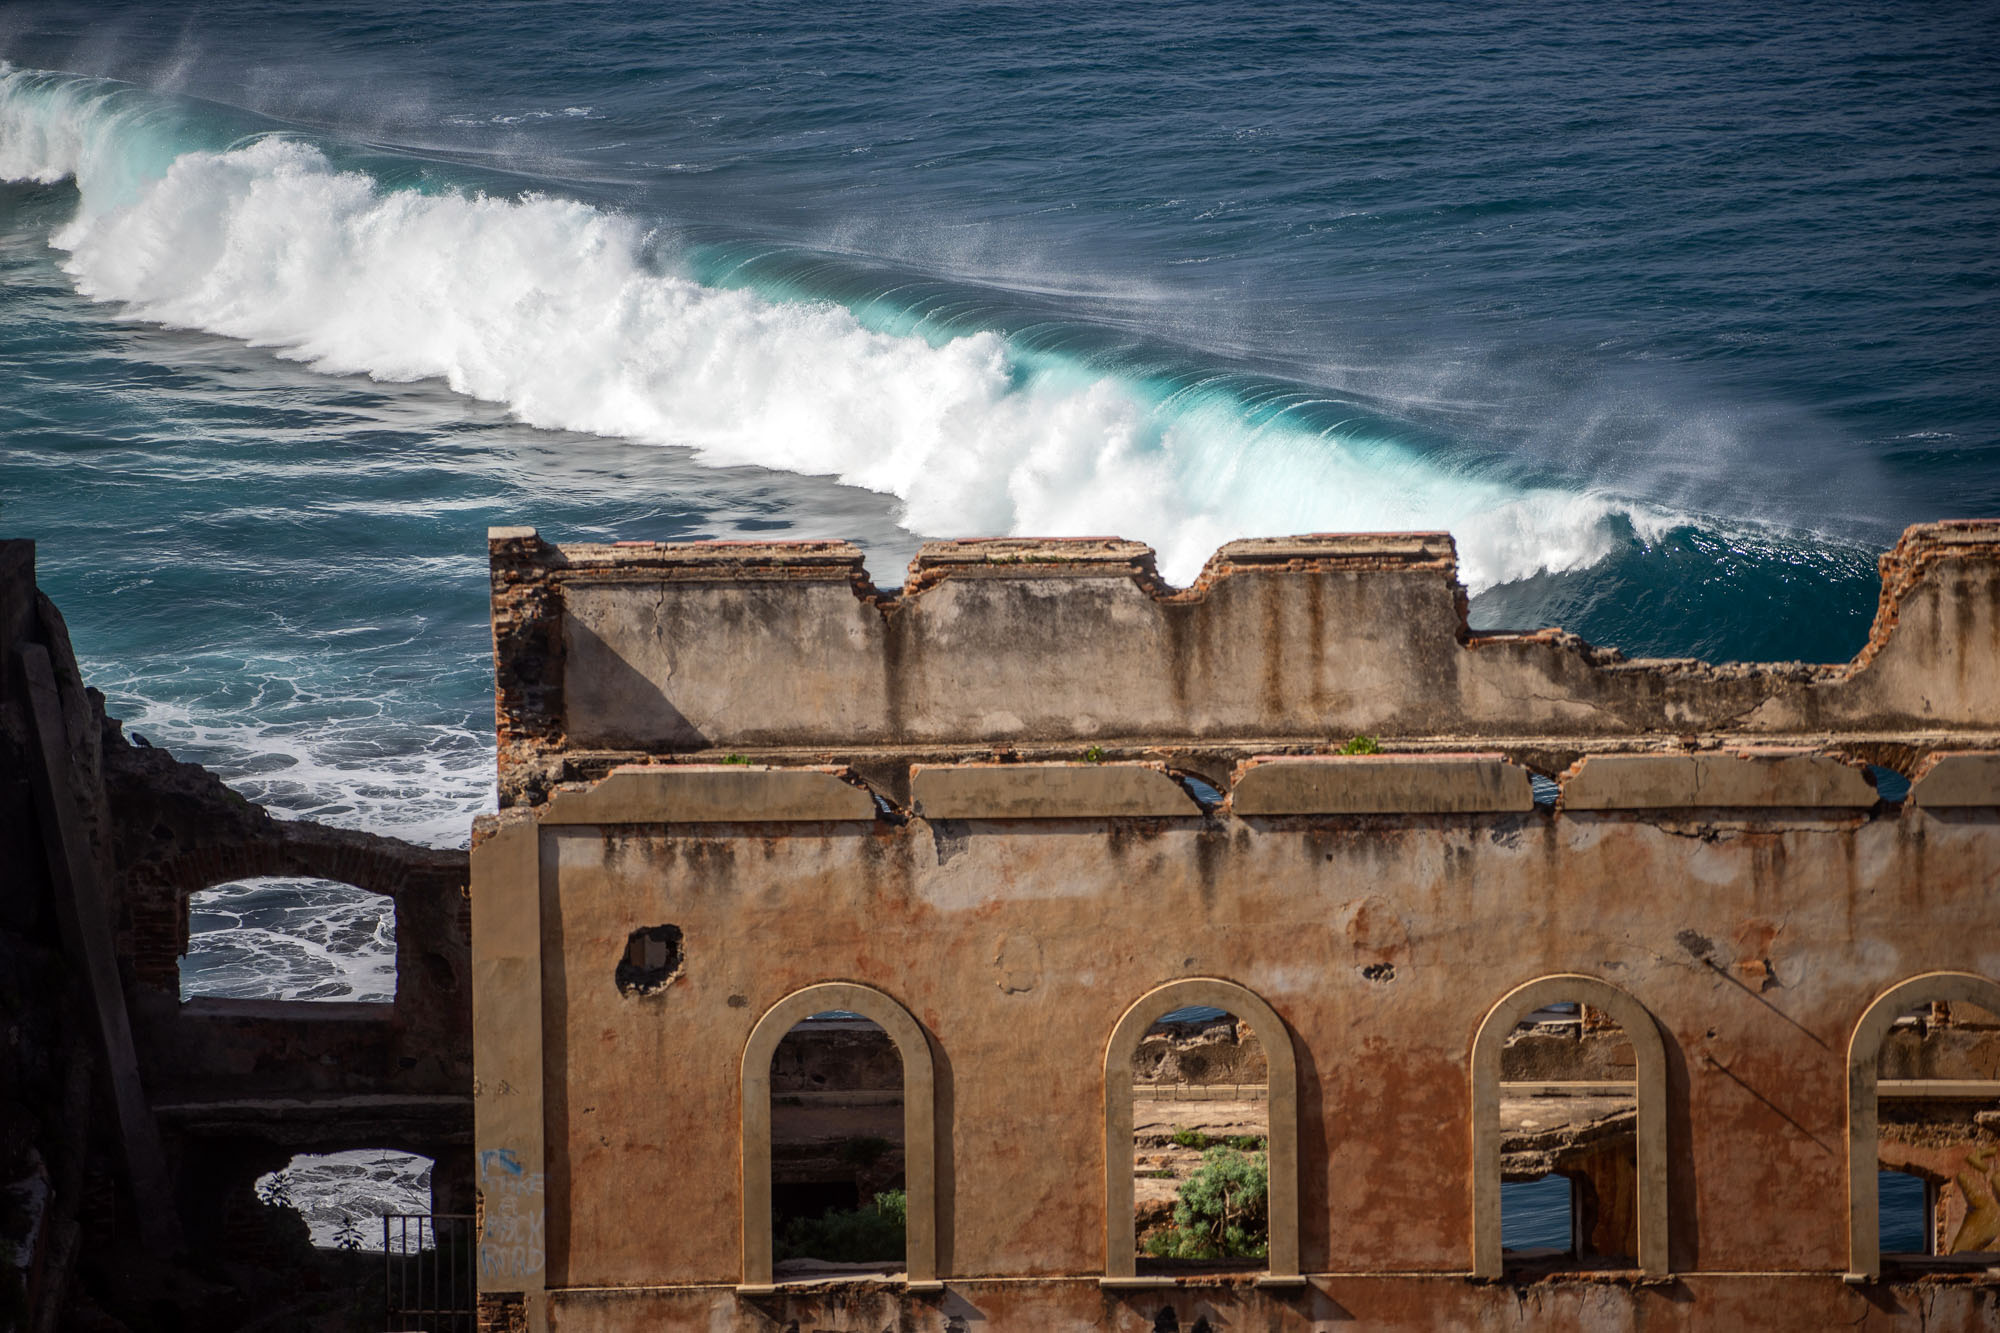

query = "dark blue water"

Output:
[[4, 1, 1997, 848], [1879, 1171, 1931, 1255]]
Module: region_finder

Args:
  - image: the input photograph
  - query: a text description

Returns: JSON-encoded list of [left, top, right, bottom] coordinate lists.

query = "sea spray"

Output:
[[1, 63, 1680, 590]]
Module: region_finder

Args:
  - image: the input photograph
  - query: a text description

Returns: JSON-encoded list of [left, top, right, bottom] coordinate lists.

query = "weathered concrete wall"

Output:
[[476, 522, 2000, 1331], [517, 805, 1996, 1289]]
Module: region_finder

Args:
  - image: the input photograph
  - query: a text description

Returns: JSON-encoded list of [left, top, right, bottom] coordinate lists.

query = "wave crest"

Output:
[[1, 65, 1678, 589]]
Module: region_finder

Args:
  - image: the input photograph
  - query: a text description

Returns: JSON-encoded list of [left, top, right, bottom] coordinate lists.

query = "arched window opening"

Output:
[[739, 983, 937, 1291], [182, 876, 395, 1003], [769, 1012, 907, 1279], [1851, 980, 2000, 1278], [1130, 1004, 1271, 1274], [1472, 977, 1668, 1280], [255, 1148, 432, 1250], [1103, 979, 1300, 1287], [1497, 1002, 1639, 1269]]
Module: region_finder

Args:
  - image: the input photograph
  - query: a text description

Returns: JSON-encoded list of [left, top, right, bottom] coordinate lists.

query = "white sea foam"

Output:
[[257, 1149, 434, 1250], [87, 654, 494, 848], [0, 64, 1685, 592], [183, 876, 397, 1003]]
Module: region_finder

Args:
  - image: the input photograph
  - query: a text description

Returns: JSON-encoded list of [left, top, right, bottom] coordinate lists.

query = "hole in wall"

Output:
[[1174, 774, 1225, 813], [616, 924, 684, 995], [1866, 765, 1912, 804], [255, 1149, 433, 1251], [1529, 774, 1560, 809], [182, 877, 395, 1003]]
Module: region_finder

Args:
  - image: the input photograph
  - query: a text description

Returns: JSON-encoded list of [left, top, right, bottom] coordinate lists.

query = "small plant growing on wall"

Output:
[[1339, 735, 1380, 755], [1143, 1147, 1268, 1260], [1083, 745, 1106, 763]]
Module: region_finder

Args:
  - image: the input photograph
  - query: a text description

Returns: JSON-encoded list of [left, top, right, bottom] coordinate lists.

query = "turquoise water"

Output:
[[3, 2, 1996, 853]]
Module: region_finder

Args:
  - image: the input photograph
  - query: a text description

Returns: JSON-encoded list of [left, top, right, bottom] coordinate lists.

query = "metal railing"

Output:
[[383, 1214, 476, 1333], [1132, 1082, 1268, 1102]]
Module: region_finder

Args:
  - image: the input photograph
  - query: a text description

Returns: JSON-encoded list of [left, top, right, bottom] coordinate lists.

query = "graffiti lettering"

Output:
[[478, 1149, 545, 1280]]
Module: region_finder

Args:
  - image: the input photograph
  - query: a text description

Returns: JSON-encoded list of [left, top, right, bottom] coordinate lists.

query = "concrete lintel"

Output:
[[909, 762, 1200, 820], [175, 997, 396, 1022], [1909, 752, 2000, 807], [1877, 1079, 2000, 1100], [541, 765, 877, 825], [1229, 753, 1534, 815], [1561, 750, 1877, 810]]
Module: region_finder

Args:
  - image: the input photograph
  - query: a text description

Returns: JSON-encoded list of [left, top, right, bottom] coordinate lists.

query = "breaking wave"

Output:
[[0, 63, 1687, 590]]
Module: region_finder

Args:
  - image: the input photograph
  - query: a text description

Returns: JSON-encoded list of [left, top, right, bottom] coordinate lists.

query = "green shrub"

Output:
[[1338, 735, 1380, 755], [1169, 1127, 1209, 1150], [1226, 1135, 1266, 1152], [776, 1189, 906, 1263], [1142, 1148, 1268, 1261]]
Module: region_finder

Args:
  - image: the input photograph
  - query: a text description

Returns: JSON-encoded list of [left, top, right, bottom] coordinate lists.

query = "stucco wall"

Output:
[[518, 805, 1995, 1287], [475, 521, 2000, 1330]]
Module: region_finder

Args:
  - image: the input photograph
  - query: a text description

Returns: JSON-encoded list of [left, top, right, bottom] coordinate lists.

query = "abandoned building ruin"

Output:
[[470, 519, 2000, 1331], [1, 539, 473, 1330]]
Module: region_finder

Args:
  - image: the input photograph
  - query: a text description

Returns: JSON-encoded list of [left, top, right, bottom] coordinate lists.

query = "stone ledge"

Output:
[[909, 763, 1200, 819], [1909, 752, 2000, 807], [540, 766, 877, 825], [176, 997, 397, 1022], [1229, 754, 1535, 815], [1561, 751, 1876, 810]]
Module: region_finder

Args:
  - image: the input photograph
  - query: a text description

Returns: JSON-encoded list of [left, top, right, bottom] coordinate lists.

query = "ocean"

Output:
[[2, 0, 1994, 1241]]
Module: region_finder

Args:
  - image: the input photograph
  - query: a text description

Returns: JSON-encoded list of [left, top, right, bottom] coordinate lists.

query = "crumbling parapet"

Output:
[[486, 520, 2000, 808]]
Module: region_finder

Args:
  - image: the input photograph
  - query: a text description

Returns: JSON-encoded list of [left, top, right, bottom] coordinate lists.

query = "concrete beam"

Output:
[[909, 762, 1200, 819], [540, 765, 876, 825], [1561, 750, 1877, 810], [1230, 753, 1534, 815], [1908, 751, 2000, 807]]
